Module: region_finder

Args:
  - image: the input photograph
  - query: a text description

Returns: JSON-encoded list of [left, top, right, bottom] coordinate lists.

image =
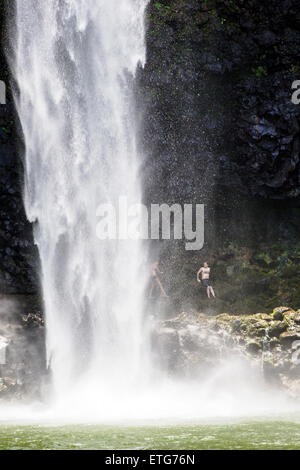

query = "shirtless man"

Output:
[[149, 261, 168, 298], [197, 262, 216, 299]]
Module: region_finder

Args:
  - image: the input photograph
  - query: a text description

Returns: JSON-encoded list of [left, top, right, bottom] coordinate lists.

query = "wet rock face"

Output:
[[0, 109, 40, 293], [152, 312, 230, 378], [232, 73, 299, 198], [0, 296, 47, 401], [0, 0, 298, 297], [154, 307, 300, 398], [0, 1, 40, 294], [140, 0, 300, 200]]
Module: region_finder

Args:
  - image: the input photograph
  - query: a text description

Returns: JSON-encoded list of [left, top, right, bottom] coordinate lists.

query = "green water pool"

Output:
[[0, 420, 300, 449]]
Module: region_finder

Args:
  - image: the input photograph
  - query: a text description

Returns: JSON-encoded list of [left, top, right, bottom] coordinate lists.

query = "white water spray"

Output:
[[9, 1, 299, 423], [14, 0, 150, 407]]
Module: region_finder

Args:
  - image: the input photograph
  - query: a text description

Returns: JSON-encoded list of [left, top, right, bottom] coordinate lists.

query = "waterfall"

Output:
[[13, 0, 150, 411], [10, 1, 294, 424]]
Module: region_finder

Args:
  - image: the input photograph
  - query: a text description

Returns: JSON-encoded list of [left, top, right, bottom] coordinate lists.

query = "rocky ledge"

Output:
[[153, 306, 300, 399], [1, 301, 300, 402]]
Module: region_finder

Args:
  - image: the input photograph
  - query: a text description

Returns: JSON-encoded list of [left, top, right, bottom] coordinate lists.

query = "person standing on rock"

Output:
[[149, 261, 168, 298], [197, 262, 216, 299]]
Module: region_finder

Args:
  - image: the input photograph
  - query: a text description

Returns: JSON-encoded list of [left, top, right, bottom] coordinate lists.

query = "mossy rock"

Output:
[[257, 328, 268, 337], [216, 313, 234, 322], [253, 320, 269, 336], [284, 312, 298, 324], [256, 313, 272, 321], [246, 340, 262, 354], [243, 315, 261, 325], [270, 338, 280, 349], [231, 319, 243, 332], [273, 307, 293, 321], [269, 320, 288, 338], [279, 331, 300, 347], [254, 320, 269, 329], [245, 326, 257, 338], [236, 322, 248, 332], [248, 320, 269, 337], [244, 319, 268, 338]]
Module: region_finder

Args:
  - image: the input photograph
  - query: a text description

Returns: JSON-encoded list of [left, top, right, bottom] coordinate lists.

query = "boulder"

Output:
[[256, 313, 272, 321], [273, 306, 291, 321], [279, 331, 300, 347], [246, 340, 261, 354], [269, 320, 288, 337]]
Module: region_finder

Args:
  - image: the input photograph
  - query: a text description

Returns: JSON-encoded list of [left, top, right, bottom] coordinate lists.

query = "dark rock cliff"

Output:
[[140, 0, 300, 200], [137, 0, 300, 313], [0, 0, 39, 294], [0, 0, 298, 313]]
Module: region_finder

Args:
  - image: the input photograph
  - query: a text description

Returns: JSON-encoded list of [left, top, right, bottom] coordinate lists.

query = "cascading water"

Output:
[[13, 0, 151, 414], [9, 0, 299, 423]]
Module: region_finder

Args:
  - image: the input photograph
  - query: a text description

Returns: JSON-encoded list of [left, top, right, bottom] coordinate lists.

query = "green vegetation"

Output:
[[154, 2, 171, 16], [171, 241, 300, 315], [251, 65, 268, 77]]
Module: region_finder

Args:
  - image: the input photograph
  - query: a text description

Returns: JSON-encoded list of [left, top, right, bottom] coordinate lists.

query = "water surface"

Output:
[[1, 420, 300, 450]]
